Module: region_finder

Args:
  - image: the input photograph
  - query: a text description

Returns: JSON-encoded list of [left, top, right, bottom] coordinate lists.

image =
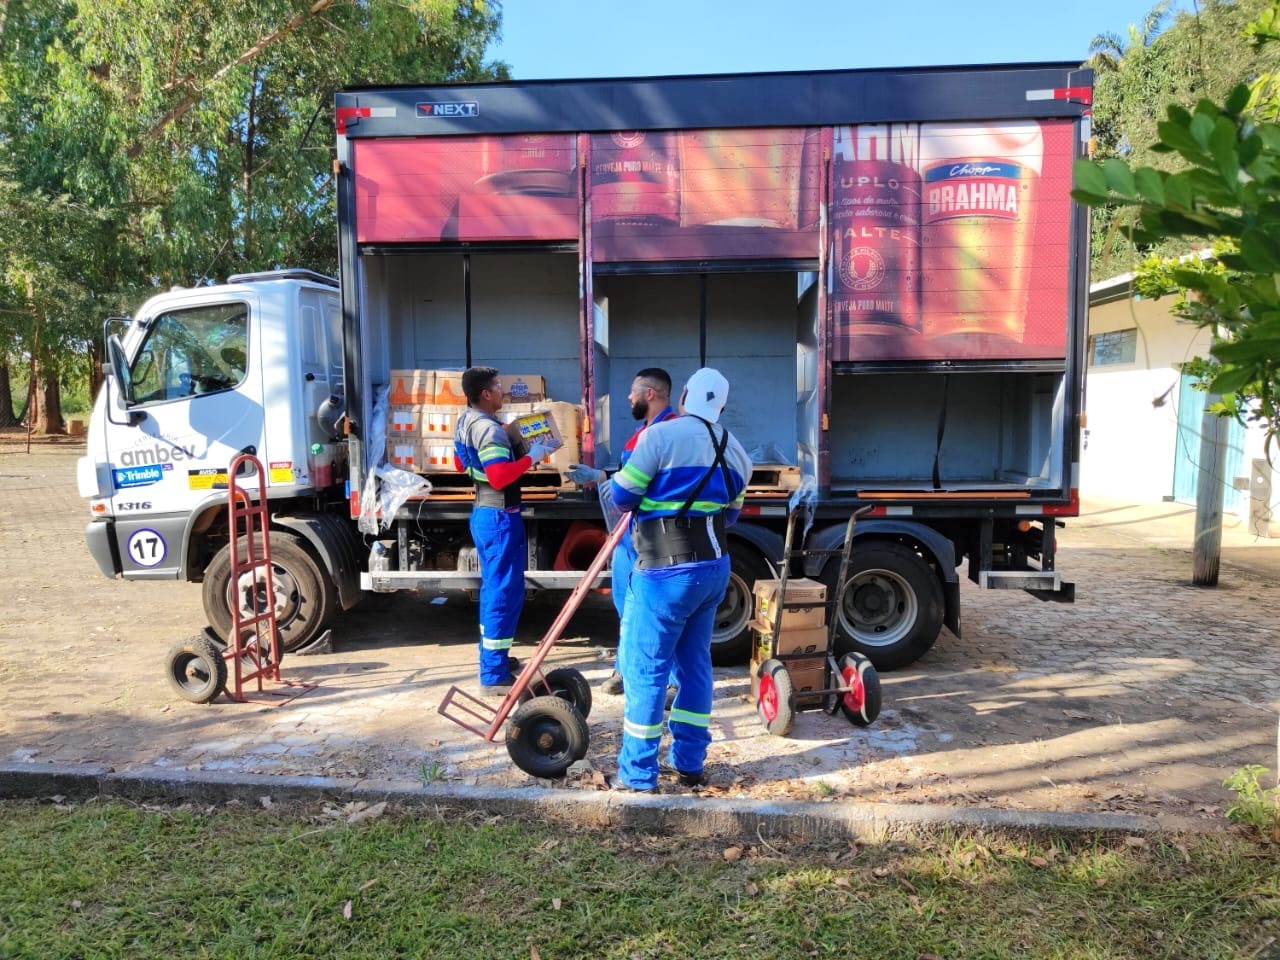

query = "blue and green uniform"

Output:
[[454, 407, 525, 685], [608, 414, 752, 790]]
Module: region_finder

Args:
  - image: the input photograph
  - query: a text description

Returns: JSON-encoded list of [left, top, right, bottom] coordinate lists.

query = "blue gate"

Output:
[[1171, 372, 1245, 511]]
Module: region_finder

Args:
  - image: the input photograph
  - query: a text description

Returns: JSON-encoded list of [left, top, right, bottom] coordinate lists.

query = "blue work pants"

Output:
[[471, 506, 525, 684], [616, 556, 729, 790]]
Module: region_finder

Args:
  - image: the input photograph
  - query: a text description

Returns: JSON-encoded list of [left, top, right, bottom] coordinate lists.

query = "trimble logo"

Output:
[[416, 101, 479, 119]]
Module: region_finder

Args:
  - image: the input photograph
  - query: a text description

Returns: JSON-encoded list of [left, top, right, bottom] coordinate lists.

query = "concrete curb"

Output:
[[0, 762, 1167, 839]]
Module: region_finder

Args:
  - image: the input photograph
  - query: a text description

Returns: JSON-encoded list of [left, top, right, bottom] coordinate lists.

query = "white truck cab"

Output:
[[78, 269, 359, 651]]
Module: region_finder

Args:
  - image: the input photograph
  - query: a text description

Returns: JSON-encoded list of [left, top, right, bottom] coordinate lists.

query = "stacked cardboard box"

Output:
[[749, 577, 829, 703], [385, 370, 580, 478]]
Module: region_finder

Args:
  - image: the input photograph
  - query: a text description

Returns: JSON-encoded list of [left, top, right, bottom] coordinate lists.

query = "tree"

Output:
[[1086, 0, 1280, 275], [0, 1, 508, 433]]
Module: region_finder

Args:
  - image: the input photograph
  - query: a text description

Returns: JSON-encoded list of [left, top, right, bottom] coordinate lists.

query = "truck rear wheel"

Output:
[[824, 540, 942, 671], [202, 531, 335, 654], [710, 540, 770, 666]]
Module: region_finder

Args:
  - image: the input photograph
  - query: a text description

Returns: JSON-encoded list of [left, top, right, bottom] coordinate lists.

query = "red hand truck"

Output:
[[163, 454, 316, 705], [438, 512, 631, 778]]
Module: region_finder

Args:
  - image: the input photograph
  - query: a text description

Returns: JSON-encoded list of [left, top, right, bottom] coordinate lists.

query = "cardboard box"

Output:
[[419, 404, 459, 438], [388, 406, 422, 439], [420, 441, 457, 470], [505, 408, 564, 465], [389, 370, 434, 406], [750, 620, 828, 658], [749, 653, 827, 702], [387, 440, 425, 470], [753, 577, 828, 630], [540, 401, 582, 474], [433, 371, 467, 406], [502, 374, 546, 404]]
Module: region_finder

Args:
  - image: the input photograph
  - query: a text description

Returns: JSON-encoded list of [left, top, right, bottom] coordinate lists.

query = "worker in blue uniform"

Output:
[[565, 367, 675, 695], [453, 366, 551, 693], [606, 367, 752, 792]]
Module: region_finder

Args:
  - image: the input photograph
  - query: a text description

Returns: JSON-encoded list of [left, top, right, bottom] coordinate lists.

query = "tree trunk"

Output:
[[31, 358, 64, 435], [1192, 397, 1228, 586], [0, 356, 18, 427], [88, 340, 104, 399]]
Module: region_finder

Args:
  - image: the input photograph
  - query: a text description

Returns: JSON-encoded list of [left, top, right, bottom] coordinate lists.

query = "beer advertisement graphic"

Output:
[[831, 119, 1073, 362], [353, 134, 579, 243], [589, 127, 820, 262]]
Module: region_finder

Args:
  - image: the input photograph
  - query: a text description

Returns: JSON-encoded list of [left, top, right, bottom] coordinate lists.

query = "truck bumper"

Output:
[[85, 520, 122, 577]]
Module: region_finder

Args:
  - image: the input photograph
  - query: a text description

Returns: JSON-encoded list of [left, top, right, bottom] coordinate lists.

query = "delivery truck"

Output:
[[79, 62, 1092, 670]]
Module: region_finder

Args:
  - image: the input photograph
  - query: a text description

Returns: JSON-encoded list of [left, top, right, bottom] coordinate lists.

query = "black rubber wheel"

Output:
[[165, 635, 227, 704], [756, 658, 796, 737], [505, 695, 590, 779], [823, 540, 943, 671], [836, 652, 882, 727], [202, 531, 335, 654], [532, 667, 593, 720], [711, 540, 772, 666]]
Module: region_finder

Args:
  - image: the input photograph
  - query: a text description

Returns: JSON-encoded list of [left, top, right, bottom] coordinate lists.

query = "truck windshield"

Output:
[[130, 302, 249, 404]]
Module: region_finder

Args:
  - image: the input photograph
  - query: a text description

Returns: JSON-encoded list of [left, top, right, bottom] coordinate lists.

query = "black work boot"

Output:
[[601, 670, 624, 695]]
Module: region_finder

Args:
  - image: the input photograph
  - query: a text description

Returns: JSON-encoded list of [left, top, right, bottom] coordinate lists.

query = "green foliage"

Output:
[[1223, 765, 1280, 839], [0, 0, 508, 421], [1073, 22, 1280, 451], [1086, 0, 1280, 274]]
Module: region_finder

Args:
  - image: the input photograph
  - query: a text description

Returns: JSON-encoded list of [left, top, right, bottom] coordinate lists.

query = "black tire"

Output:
[[823, 540, 943, 671], [165, 635, 227, 704], [756, 658, 796, 737], [532, 667, 593, 720], [836, 652, 882, 727], [505, 695, 590, 779], [711, 540, 772, 666], [202, 531, 335, 654]]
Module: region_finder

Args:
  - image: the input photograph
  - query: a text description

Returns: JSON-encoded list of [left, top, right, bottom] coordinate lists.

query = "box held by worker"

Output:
[[505, 408, 564, 465]]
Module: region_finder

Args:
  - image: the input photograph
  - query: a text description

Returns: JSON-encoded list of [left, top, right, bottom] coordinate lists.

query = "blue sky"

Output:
[[489, 0, 1197, 78]]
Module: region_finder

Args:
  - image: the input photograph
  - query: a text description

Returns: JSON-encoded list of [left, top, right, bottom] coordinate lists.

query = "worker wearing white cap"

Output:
[[606, 367, 753, 792]]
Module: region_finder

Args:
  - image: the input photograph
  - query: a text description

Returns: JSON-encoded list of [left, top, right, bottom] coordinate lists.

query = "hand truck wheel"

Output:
[[530, 666, 593, 719], [756, 658, 796, 737], [164, 635, 228, 704], [505, 695, 590, 779], [836, 652, 881, 727]]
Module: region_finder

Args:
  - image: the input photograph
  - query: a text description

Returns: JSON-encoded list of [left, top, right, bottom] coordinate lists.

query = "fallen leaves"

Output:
[[342, 900, 352, 921], [346, 801, 387, 824], [723, 845, 744, 862]]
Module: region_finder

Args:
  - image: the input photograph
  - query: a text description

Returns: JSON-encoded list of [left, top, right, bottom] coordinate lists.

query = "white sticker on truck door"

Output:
[[126, 528, 167, 567]]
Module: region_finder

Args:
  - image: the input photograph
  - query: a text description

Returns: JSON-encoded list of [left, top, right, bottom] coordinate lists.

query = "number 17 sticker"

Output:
[[127, 528, 167, 567]]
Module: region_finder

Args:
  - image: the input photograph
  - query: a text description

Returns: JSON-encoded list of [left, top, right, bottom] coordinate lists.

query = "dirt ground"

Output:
[[2, 436, 1279, 826]]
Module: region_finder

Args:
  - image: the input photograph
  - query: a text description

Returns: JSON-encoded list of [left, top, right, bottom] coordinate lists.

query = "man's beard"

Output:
[[631, 398, 648, 421]]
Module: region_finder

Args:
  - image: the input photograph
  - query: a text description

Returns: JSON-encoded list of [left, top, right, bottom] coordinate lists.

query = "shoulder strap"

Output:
[[678, 417, 730, 517]]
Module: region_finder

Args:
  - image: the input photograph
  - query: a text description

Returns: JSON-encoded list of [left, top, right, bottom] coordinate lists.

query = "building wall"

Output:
[[1085, 293, 1279, 532]]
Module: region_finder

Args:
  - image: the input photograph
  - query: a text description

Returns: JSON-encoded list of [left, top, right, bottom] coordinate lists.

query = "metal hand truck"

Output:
[[438, 512, 631, 779], [753, 506, 881, 737], [162, 454, 316, 706]]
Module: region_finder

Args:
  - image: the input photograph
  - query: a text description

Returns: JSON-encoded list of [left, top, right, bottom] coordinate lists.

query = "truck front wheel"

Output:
[[710, 540, 771, 666], [824, 540, 943, 671], [202, 531, 336, 654]]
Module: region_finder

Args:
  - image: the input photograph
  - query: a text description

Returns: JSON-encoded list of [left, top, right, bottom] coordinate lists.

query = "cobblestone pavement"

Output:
[[2, 441, 1278, 826]]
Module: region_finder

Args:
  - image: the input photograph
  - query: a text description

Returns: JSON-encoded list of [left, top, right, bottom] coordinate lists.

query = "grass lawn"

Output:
[[0, 798, 1276, 959]]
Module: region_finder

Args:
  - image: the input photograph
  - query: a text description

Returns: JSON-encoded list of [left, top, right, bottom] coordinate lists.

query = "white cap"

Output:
[[682, 367, 729, 423]]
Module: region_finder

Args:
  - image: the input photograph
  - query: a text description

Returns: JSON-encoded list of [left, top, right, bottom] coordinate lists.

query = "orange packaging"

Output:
[[433, 372, 467, 406], [389, 370, 434, 405]]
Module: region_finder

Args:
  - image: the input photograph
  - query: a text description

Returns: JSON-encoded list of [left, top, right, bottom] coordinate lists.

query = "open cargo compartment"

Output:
[[591, 270, 803, 485], [359, 250, 581, 400], [829, 369, 1066, 493]]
